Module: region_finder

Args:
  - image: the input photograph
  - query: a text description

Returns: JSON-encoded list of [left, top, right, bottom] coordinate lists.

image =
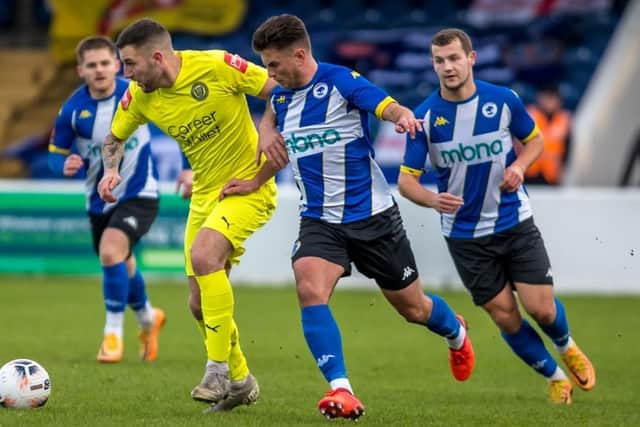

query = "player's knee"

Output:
[[528, 306, 555, 325], [486, 306, 521, 332], [190, 248, 224, 275], [398, 304, 428, 324], [99, 245, 127, 266], [296, 279, 328, 306]]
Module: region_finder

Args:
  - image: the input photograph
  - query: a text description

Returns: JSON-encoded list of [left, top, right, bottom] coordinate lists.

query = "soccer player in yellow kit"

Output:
[[97, 18, 278, 413]]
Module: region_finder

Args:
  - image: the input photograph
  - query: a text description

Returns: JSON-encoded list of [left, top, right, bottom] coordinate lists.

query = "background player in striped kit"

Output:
[[48, 36, 167, 363], [221, 14, 476, 421], [398, 28, 596, 404]]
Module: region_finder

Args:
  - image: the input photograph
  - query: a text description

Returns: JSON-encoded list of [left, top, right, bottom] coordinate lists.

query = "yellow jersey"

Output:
[[112, 50, 269, 195]]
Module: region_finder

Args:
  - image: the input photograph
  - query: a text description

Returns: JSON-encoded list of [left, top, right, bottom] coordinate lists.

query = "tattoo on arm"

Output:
[[102, 133, 124, 170]]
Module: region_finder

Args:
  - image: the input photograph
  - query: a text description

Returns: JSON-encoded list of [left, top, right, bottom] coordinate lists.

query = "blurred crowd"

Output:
[[0, 0, 631, 184]]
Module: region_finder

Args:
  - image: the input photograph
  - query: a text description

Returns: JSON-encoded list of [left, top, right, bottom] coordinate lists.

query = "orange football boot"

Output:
[[97, 333, 123, 363], [138, 308, 166, 362], [448, 315, 475, 381], [318, 388, 365, 420], [561, 342, 596, 391]]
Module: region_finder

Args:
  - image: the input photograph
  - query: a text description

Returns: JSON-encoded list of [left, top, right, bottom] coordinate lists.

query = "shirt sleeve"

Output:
[[47, 104, 74, 176], [332, 67, 394, 117], [48, 104, 73, 155], [401, 107, 430, 175], [111, 83, 147, 141], [506, 88, 539, 142], [217, 51, 269, 97]]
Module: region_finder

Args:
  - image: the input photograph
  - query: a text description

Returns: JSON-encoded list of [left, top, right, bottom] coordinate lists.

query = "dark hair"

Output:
[[115, 18, 170, 49], [252, 14, 311, 52], [76, 36, 116, 63], [431, 28, 473, 55], [538, 83, 560, 96]]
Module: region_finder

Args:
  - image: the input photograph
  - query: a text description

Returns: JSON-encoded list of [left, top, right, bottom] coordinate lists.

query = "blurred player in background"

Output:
[[48, 36, 166, 363], [97, 18, 278, 413], [220, 14, 476, 421], [398, 28, 596, 404]]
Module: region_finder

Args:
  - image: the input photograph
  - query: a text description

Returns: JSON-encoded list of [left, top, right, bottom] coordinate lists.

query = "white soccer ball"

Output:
[[0, 359, 51, 409]]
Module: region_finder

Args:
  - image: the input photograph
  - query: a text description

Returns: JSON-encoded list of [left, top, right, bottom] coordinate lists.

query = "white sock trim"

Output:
[[547, 366, 568, 381], [329, 378, 353, 394], [104, 311, 124, 338], [446, 322, 466, 350], [555, 336, 574, 355]]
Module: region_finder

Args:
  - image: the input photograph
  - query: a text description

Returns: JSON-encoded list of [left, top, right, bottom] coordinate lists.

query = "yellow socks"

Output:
[[196, 270, 249, 381], [197, 270, 234, 362], [229, 319, 249, 381]]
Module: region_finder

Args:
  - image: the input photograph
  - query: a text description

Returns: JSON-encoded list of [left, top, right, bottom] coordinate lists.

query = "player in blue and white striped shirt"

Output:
[[399, 28, 596, 404], [48, 36, 168, 363], [233, 14, 476, 420]]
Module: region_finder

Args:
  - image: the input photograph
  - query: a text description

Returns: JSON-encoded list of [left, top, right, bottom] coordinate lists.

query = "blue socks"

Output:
[[425, 294, 461, 338], [538, 298, 570, 347], [502, 319, 558, 378], [102, 262, 129, 313], [301, 305, 346, 382], [128, 269, 148, 311]]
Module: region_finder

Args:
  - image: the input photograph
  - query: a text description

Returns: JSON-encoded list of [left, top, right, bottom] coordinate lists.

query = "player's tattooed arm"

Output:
[[102, 132, 124, 170]]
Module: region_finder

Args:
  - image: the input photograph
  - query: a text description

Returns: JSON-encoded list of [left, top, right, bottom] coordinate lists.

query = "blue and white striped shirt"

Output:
[[403, 80, 539, 238], [270, 63, 394, 224], [50, 78, 158, 214]]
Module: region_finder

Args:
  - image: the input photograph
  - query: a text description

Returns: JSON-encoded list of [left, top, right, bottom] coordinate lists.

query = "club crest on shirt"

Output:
[[224, 52, 248, 73], [191, 81, 209, 101], [312, 82, 328, 99], [481, 102, 498, 118], [120, 88, 132, 110]]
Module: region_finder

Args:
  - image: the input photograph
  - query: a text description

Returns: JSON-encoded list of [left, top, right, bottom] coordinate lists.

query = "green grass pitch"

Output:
[[0, 274, 638, 426]]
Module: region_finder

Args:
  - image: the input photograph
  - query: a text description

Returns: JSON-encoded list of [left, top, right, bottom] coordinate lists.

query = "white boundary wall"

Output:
[[235, 185, 640, 294], [1, 181, 638, 294]]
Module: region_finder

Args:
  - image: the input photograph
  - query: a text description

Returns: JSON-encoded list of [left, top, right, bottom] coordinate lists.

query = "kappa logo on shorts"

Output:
[[123, 216, 138, 230], [546, 268, 553, 278], [291, 240, 301, 257], [402, 266, 415, 281]]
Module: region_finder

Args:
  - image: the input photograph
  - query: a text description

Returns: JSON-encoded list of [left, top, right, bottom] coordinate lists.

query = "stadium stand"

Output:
[[0, 0, 626, 180]]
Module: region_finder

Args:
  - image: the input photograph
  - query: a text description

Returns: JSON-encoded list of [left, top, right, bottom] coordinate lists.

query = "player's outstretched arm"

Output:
[[398, 172, 463, 214], [98, 132, 124, 202], [381, 102, 423, 139]]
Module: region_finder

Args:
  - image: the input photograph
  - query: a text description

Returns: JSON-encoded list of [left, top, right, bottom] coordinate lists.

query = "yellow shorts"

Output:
[[184, 179, 277, 276]]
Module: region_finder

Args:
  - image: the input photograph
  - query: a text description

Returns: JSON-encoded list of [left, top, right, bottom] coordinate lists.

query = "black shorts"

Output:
[[89, 198, 159, 256], [445, 217, 553, 306], [291, 204, 419, 290]]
